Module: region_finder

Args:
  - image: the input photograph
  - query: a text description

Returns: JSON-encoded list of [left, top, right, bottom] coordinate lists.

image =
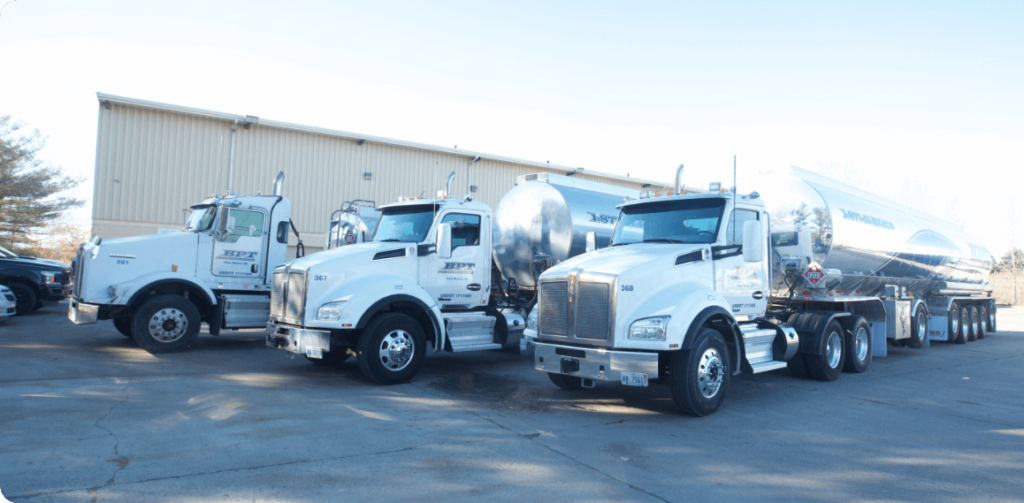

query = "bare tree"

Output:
[[1009, 198, 1019, 305]]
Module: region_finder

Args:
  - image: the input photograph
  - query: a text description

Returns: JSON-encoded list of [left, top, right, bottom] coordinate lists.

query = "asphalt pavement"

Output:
[[2, 303, 1023, 502]]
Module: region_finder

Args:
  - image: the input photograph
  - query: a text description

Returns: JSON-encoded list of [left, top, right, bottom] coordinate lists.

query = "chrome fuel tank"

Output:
[[755, 167, 992, 297], [493, 173, 639, 288]]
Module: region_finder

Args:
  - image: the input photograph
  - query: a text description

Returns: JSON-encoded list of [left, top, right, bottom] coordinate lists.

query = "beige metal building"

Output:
[[92, 93, 672, 256]]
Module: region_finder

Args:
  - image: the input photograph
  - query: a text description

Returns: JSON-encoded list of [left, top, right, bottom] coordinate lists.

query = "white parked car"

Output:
[[0, 285, 17, 318]]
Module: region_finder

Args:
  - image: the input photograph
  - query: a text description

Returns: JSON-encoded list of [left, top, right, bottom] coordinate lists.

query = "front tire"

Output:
[[7, 284, 37, 316], [130, 295, 201, 353], [112, 317, 133, 338], [806, 321, 845, 382], [356, 313, 426, 384], [842, 316, 872, 373], [669, 328, 730, 417], [547, 372, 583, 390]]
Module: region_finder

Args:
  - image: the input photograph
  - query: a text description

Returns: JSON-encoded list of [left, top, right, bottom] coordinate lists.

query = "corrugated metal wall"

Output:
[[93, 99, 668, 252]]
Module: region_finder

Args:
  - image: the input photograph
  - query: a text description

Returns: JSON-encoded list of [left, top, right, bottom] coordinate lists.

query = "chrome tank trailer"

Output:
[[493, 173, 640, 288], [754, 167, 993, 297], [325, 201, 381, 250]]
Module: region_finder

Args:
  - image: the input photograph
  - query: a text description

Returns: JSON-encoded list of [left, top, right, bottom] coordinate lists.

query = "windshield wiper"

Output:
[[377, 239, 403, 242], [610, 242, 632, 247], [642, 238, 685, 244]]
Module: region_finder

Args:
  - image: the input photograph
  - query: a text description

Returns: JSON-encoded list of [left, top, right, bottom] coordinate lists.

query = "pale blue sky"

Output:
[[1, 0, 1021, 254]]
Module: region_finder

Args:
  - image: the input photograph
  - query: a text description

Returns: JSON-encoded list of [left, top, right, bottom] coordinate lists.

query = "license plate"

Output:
[[305, 347, 323, 359], [620, 372, 648, 387]]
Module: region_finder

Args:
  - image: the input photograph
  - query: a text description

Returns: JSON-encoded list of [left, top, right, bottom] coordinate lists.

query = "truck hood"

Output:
[[542, 243, 699, 278], [98, 232, 200, 257], [1, 255, 70, 272], [282, 242, 415, 272]]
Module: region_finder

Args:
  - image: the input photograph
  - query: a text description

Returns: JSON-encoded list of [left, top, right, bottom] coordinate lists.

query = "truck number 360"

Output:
[[620, 285, 634, 292]]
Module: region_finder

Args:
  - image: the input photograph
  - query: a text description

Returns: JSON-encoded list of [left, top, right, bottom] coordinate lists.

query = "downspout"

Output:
[[227, 119, 238, 193]]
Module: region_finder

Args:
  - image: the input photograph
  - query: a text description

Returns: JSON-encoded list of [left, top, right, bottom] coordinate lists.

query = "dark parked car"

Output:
[[0, 245, 72, 315]]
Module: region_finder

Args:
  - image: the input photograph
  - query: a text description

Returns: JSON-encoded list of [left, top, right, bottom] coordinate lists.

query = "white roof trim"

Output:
[[96, 93, 672, 189]]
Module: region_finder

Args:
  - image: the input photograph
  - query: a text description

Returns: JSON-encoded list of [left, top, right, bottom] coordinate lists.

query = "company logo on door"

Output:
[[439, 262, 474, 274], [217, 250, 258, 262]]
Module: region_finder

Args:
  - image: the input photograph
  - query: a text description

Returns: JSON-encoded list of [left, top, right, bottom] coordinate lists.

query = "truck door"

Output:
[[715, 207, 768, 318], [420, 212, 489, 309], [212, 207, 268, 280]]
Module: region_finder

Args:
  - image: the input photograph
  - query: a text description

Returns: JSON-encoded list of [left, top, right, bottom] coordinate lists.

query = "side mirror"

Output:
[[742, 220, 762, 263], [585, 231, 597, 253], [437, 223, 453, 259]]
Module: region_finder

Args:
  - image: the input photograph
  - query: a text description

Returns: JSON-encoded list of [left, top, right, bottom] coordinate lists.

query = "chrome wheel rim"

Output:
[[697, 348, 724, 399], [826, 331, 842, 368], [917, 314, 927, 341], [962, 312, 970, 336], [949, 310, 958, 334], [148, 308, 187, 343], [378, 330, 414, 371], [971, 313, 978, 335], [855, 327, 869, 361]]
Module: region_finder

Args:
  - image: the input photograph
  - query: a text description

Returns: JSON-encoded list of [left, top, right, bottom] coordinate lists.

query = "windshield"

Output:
[[184, 205, 218, 232], [611, 198, 726, 246], [371, 205, 438, 243], [0, 245, 16, 258]]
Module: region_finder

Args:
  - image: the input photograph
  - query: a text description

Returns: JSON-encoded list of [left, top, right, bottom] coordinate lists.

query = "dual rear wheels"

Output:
[[949, 303, 992, 344]]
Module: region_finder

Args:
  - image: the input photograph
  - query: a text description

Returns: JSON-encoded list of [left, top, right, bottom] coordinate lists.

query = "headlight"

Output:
[[628, 316, 670, 341], [526, 308, 538, 331], [316, 301, 347, 321], [42, 272, 59, 284]]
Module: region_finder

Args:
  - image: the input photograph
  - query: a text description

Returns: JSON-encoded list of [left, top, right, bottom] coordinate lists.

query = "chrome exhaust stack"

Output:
[[675, 164, 684, 194], [273, 172, 285, 196], [446, 171, 456, 196]]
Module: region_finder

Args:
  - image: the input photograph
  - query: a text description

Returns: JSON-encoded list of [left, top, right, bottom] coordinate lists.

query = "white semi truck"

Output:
[[265, 172, 639, 383], [67, 173, 325, 352], [523, 166, 997, 416]]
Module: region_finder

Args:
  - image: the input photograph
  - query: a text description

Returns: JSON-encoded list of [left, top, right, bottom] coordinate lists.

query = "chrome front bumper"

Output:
[[266, 322, 331, 356], [68, 299, 99, 324], [523, 338, 659, 382]]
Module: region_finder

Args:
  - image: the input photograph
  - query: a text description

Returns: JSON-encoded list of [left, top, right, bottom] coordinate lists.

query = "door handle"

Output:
[[752, 291, 763, 299], [251, 264, 259, 273]]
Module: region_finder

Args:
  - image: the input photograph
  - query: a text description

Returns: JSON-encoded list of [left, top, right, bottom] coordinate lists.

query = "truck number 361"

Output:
[[620, 285, 634, 292]]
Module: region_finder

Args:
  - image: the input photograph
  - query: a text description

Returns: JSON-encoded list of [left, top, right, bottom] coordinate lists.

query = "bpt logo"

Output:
[[439, 262, 475, 274], [219, 250, 258, 261]]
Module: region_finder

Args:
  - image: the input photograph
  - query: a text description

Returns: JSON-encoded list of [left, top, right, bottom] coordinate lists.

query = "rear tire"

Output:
[[113, 317, 133, 338], [356, 313, 426, 384], [787, 353, 810, 378], [7, 284, 37, 316], [955, 306, 970, 344], [906, 308, 927, 349], [130, 295, 201, 353], [947, 303, 960, 343], [967, 307, 979, 342], [547, 372, 583, 390], [842, 317, 872, 373], [977, 306, 988, 340], [806, 321, 845, 382], [670, 328, 730, 417], [988, 304, 997, 333]]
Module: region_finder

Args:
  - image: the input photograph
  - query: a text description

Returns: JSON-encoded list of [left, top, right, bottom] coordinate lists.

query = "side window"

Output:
[[726, 209, 759, 246], [219, 209, 265, 243], [441, 213, 480, 248]]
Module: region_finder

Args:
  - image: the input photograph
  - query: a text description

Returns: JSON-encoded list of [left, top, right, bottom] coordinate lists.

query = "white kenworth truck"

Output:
[[68, 173, 326, 352], [265, 172, 640, 384], [523, 165, 996, 416]]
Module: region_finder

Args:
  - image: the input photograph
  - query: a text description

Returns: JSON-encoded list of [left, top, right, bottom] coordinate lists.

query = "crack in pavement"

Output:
[[89, 376, 132, 493], [9, 438, 479, 500]]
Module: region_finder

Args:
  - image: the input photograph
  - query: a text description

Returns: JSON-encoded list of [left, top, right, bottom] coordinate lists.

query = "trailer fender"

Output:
[[787, 311, 851, 356]]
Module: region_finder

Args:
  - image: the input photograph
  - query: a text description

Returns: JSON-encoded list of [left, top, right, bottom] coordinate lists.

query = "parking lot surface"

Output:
[[2, 303, 1023, 502]]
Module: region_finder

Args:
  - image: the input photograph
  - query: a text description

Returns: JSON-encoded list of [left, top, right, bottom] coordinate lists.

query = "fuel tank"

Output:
[[492, 173, 640, 288], [754, 167, 992, 297]]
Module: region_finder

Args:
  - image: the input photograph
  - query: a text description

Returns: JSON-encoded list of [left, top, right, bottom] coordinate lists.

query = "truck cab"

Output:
[[523, 181, 791, 416], [266, 192, 507, 384], [69, 173, 295, 353]]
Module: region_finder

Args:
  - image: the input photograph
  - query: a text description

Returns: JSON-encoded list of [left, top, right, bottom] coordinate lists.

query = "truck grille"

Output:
[[270, 272, 286, 318], [575, 282, 610, 340], [539, 282, 569, 335], [285, 271, 306, 321], [269, 270, 306, 323]]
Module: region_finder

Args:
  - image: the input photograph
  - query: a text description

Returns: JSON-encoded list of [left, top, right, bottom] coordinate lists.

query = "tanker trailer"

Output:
[[325, 200, 381, 250], [523, 165, 996, 416], [266, 171, 645, 384]]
